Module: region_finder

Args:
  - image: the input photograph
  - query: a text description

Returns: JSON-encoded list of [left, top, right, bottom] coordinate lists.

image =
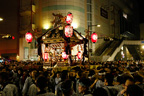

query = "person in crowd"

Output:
[[133, 73, 144, 90], [55, 72, 61, 92], [104, 73, 114, 86], [92, 87, 108, 96], [117, 76, 134, 96], [22, 69, 36, 96], [17, 68, 23, 94], [90, 70, 105, 89], [0, 71, 18, 96], [0, 60, 143, 96], [56, 70, 69, 96], [69, 69, 77, 92], [78, 78, 93, 96], [76, 69, 90, 96], [36, 75, 55, 96], [61, 79, 77, 96], [125, 84, 143, 96], [49, 69, 56, 93], [113, 75, 124, 93], [103, 73, 118, 96], [28, 70, 39, 96]]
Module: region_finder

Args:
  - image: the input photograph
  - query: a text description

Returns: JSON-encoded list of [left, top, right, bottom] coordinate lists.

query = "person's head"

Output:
[[78, 78, 91, 94], [0, 72, 9, 85], [61, 70, 68, 81], [17, 68, 23, 75], [98, 70, 106, 80], [36, 75, 47, 90], [116, 76, 123, 85], [120, 74, 133, 85], [124, 77, 134, 89], [104, 73, 114, 86], [133, 74, 143, 84], [69, 69, 76, 77], [126, 84, 143, 96], [31, 70, 37, 78], [61, 80, 73, 96], [56, 72, 61, 78], [93, 87, 108, 96]]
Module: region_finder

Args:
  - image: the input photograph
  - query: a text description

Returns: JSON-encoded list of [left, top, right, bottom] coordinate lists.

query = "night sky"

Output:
[[138, 0, 144, 23]]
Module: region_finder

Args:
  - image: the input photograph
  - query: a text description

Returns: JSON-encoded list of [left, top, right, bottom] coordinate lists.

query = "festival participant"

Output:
[[117, 76, 134, 96], [0, 72, 18, 96], [78, 78, 93, 96], [61, 79, 77, 96], [103, 73, 118, 96], [28, 70, 39, 96], [125, 84, 143, 96], [22, 69, 36, 96], [93, 87, 108, 96], [36, 75, 55, 96], [55, 72, 61, 92], [56, 70, 69, 96]]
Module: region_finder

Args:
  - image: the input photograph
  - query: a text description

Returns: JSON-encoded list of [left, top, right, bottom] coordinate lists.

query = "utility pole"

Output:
[[87, 24, 101, 63]]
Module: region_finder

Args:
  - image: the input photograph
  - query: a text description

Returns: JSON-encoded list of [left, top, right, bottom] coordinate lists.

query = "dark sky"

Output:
[[137, 0, 144, 23]]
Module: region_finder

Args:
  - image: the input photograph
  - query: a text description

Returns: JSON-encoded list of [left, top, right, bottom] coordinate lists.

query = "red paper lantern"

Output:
[[65, 25, 73, 37], [62, 52, 68, 59], [77, 51, 82, 59], [66, 13, 73, 24], [12, 36, 15, 40], [25, 32, 33, 43], [91, 33, 98, 43], [44, 53, 48, 60]]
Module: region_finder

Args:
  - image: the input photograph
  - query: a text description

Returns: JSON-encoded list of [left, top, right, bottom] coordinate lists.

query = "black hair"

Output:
[[120, 74, 134, 84], [0, 72, 9, 81], [133, 74, 143, 84], [36, 75, 47, 90], [88, 69, 95, 76], [78, 70, 83, 77], [117, 76, 123, 84], [61, 70, 68, 81], [105, 73, 114, 86], [79, 78, 91, 88], [61, 80, 73, 96], [93, 87, 108, 96], [126, 84, 143, 96], [126, 76, 134, 83]]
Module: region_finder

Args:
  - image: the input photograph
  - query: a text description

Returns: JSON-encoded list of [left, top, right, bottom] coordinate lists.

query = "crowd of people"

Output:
[[0, 60, 143, 96]]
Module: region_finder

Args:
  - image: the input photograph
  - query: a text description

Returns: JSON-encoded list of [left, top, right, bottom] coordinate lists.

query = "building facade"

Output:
[[0, 0, 19, 60], [19, 0, 140, 61], [0, 0, 139, 61]]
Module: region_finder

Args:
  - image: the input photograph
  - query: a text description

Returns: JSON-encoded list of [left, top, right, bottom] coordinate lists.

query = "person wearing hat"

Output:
[[78, 78, 93, 96]]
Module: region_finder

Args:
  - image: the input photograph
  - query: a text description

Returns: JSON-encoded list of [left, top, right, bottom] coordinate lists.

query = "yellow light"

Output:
[[97, 24, 101, 27], [142, 45, 144, 49], [43, 24, 50, 29], [16, 55, 20, 61], [42, 36, 46, 39], [0, 17, 3, 21], [71, 23, 78, 28]]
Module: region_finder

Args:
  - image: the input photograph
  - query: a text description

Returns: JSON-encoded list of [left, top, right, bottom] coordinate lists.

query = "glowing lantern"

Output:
[[25, 32, 33, 43], [44, 53, 48, 60], [12, 36, 15, 40], [77, 51, 82, 59], [65, 25, 73, 37], [66, 13, 73, 24], [91, 33, 98, 43], [62, 52, 68, 59]]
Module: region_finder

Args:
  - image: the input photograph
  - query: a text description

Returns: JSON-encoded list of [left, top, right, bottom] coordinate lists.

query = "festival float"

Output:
[[37, 12, 88, 67]]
